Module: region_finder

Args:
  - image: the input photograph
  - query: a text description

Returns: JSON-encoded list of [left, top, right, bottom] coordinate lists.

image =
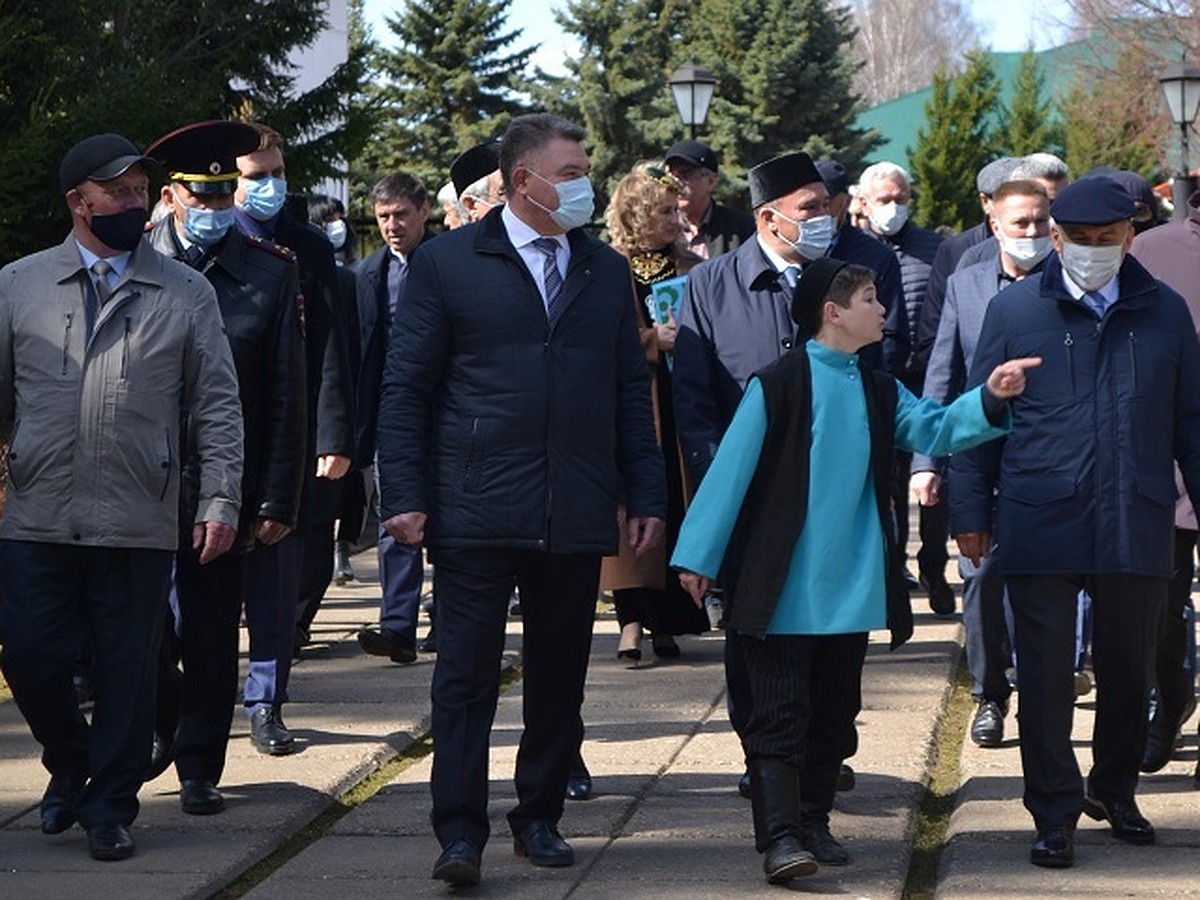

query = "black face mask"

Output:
[[89, 207, 149, 251]]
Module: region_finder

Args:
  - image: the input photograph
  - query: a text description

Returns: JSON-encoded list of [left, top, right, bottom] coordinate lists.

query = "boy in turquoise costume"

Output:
[[672, 258, 1038, 884]]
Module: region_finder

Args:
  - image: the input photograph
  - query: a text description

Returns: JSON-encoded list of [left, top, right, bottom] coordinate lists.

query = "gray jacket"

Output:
[[0, 236, 243, 549]]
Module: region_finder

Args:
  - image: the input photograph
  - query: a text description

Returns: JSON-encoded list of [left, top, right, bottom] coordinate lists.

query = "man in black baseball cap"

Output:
[[664, 138, 753, 259]]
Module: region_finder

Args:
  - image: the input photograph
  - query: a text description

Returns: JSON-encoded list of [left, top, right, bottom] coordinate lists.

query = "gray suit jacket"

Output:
[[912, 256, 1014, 475]]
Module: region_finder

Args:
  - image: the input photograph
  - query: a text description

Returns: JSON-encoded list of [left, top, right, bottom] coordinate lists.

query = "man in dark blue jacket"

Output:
[[951, 176, 1200, 869], [376, 114, 665, 887]]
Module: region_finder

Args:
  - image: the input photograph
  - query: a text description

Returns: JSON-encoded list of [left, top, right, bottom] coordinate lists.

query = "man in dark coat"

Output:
[[951, 176, 1200, 869], [376, 114, 665, 887], [1129, 191, 1200, 779], [665, 139, 754, 260], [232, 124, 355, 754], [352, 172, 436, 664], [147, 120, 308, 809]]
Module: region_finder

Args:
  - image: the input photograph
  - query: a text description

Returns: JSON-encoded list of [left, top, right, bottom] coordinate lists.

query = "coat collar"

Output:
[[52, 232, 166, 291], [1037, 251, 1159, 311]]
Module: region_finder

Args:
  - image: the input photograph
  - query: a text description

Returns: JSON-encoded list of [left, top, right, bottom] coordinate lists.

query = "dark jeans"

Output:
[[0, 540, 171, 827]]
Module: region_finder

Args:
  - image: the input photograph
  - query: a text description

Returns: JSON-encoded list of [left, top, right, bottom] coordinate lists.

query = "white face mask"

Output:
[[870, 201, 908, 236], [1059, 239, 1124, 291], [770, 209, 834, 261], [1001, 234, 1052, 271]]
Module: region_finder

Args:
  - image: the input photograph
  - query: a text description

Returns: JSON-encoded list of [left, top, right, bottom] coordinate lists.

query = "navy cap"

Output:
[[816, 160, 849, 197], [145, 120, 261, 196], [791, 257, 849, 328], [748, 151, 823, 209], [1049, 175, 1136, 226], [450, 140, 501, 195], [976, 157, 1021, 196], [665, 139, 719, 173], [60, 133, 155, 192]]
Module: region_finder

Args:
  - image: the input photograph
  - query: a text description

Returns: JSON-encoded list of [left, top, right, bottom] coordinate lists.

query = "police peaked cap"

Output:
[[791, 257, 850, 327], [60, 133, 156, 192], [449, 140, 501, 195], [145, 121, 261, 196], [1049, 175, 1136, 226], [748, 151, 823, 209]]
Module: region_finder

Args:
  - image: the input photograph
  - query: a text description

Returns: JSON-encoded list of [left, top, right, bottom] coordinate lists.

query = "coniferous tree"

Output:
[[362, 0, 536, 190], [909, 50, 1001, 231], [998, 48, 1064, 158], [0, 0, 371, 265], [688, 0, 877, 189]]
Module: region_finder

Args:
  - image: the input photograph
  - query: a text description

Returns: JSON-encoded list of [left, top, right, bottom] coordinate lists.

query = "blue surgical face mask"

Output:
[[324, 218, 348, 249], [183, 204, 236, 248], [239, 176, 288, 221], [770, 208, 834, 261], [526, 169, 594, 231]]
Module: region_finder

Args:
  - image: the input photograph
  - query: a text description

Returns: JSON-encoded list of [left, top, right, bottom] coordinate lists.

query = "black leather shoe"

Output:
[[87, 823, 135, 861], [1141, 694, 1196, 773], [738, 769, 752, 798], [651, 634, 681, 658], [146, 730, 177, 781], [513, 820, 574, 867], [1030, 824, 1074, 868], [40, 774, 84, 835], [800, 821, 849, 866], [763, 835, 818, 883], [565, 763, 592, 801], [357, 627, 417, 664], [1082, 793, 1155, 844], [836, 763, 855, 792], [970, 700, 1007, 748], [921, 570, 956, 617], [250, 707, 295, 756], [180, 779, 225, 815], [431, 839, 481, 885], [416, 627, 438, 654]]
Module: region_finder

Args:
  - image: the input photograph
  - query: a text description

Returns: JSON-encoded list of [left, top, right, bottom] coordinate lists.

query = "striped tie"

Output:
[[533, 237, 563, 318], [88, 259, 113, 335]]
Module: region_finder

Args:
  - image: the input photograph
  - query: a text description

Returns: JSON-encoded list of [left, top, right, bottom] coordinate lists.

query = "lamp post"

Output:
[[1158, 62, 1200, 219], [668, 61, 717, 140]]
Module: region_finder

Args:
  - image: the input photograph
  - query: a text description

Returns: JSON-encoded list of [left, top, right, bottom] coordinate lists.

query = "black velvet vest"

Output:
[[723, 345, 913, 648]]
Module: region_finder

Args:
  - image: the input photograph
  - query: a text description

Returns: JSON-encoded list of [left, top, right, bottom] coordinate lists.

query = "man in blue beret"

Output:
[[950, 175, 1200, 868]]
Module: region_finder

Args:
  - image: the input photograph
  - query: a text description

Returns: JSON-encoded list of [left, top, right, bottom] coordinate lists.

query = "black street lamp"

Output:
[[668, 61, 717, 141], [1158, 62, 1200, 219]]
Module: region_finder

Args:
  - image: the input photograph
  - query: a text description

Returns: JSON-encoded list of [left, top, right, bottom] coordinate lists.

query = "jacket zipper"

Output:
[[62, 312, 73, 375], [1063, 332, 1075, 393], [120, 316, 131, 381], [1128, 331, 1138, 392]]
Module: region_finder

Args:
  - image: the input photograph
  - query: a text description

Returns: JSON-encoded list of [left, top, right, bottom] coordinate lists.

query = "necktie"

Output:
[[782, 265, 800, 290], [386, 253, 407, 322], [533, 237, 564, 318], [87, 259, 113, 335], [1084, 290, 1107, 317]]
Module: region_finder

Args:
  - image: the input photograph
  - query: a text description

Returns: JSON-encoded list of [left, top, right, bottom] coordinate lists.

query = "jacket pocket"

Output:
[[157, 427, 173, 501], [462, 417, 486, 494], [1135, 473, 1177, 508], [1002, 473, 1077, 506]]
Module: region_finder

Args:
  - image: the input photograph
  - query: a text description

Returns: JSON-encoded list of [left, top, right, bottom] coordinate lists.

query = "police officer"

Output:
[[146, 120, 307, 812]]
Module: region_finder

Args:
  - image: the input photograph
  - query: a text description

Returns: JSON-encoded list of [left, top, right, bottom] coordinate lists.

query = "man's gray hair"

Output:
[[499, 114, 587, 193], [1011, 152, 1069, 183], [858, 161, 911, 192], [461, 173, 492, 202]]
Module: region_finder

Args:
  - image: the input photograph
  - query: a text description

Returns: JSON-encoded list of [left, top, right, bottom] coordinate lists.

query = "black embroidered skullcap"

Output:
[[791, 257, 850, 327]]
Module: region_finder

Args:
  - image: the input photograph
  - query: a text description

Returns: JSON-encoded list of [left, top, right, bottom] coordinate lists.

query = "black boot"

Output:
[[750, 759, 818, 884]]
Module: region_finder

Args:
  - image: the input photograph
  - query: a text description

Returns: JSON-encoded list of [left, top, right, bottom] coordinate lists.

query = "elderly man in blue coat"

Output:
[[951, 176, 1200, 869]]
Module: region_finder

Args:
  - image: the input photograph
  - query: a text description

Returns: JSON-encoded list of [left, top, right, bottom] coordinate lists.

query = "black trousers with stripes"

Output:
[[736, 630, 869, 824]]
